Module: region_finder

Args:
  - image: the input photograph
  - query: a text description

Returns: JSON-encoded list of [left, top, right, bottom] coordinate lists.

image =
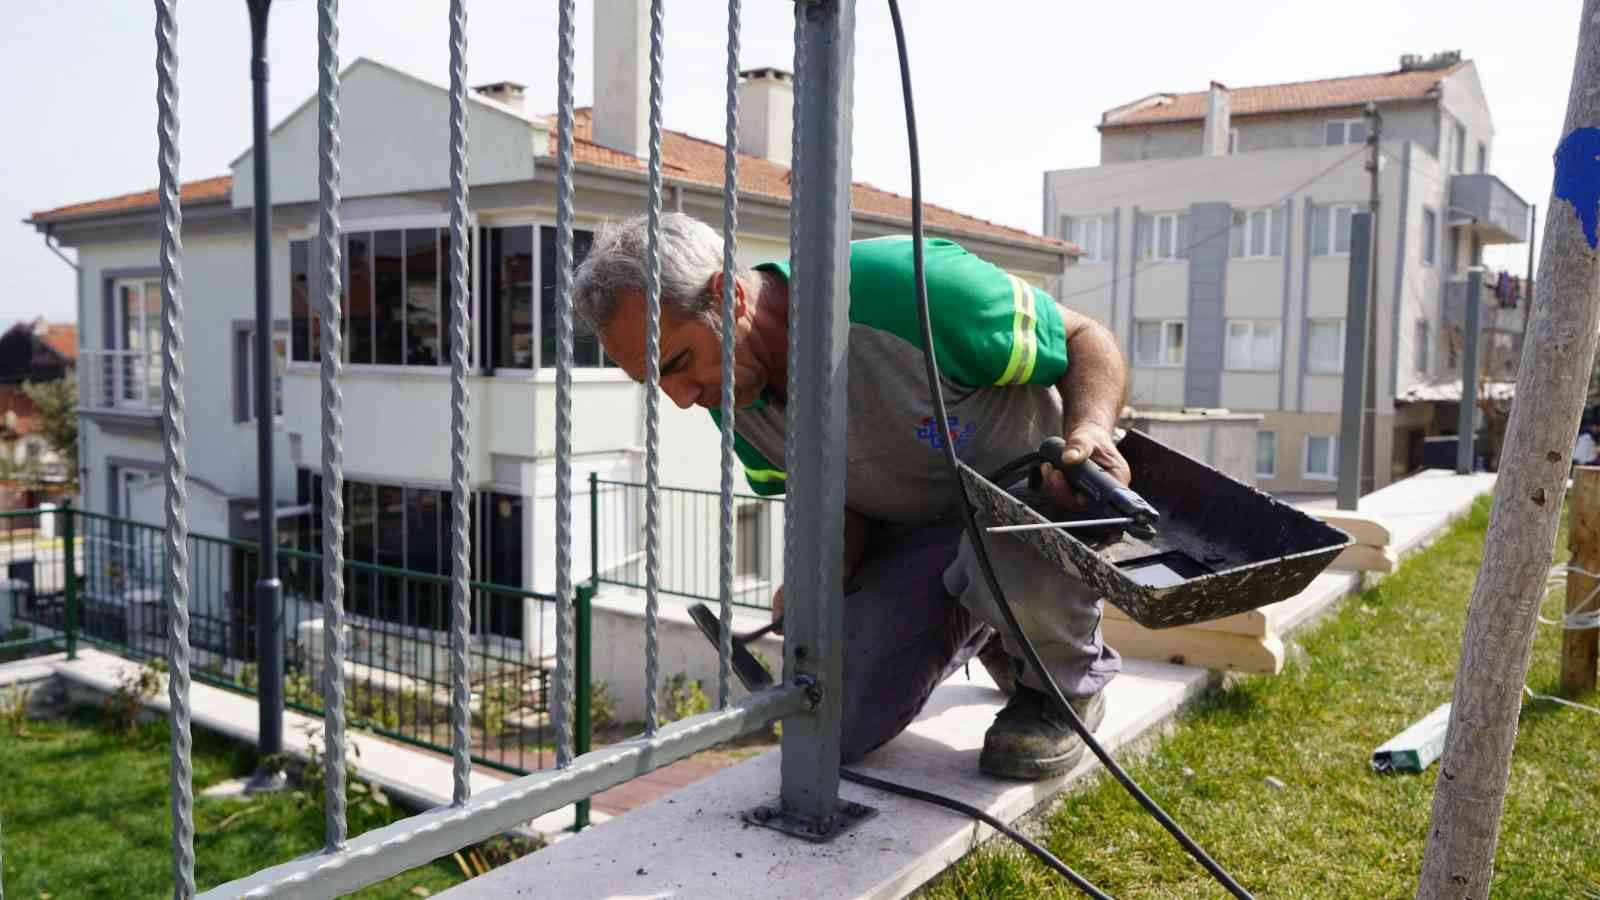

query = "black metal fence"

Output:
[[1, 505, 586, 777]]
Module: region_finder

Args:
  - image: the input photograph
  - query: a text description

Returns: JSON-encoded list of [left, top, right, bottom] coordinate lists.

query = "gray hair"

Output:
[[572, 211, 754, 335]]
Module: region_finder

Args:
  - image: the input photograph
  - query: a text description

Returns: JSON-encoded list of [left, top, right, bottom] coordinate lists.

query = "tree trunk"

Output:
[[1416, 4, 1600, 897]]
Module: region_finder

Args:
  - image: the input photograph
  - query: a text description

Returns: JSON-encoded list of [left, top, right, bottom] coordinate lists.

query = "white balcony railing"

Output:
[[77, 348, 163, 412]]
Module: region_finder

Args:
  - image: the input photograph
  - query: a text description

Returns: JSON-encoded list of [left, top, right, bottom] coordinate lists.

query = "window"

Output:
[[1227, 128, 1239, 154], [291, 227, 452, 368], [1304, 435, 1338, 480], [540, 226, 605, 368], [234, 323, 289, 423], [1062, 216, 1107, 263], [1415, 320, 1431, 375], [1135, 319, 1185, 367], [1231, 207, 1286, 258], [1256, 431, 1276, 479], [1136, 212, 1189, 261], [1306, 319, 1345, 374], [23, 440, 42, 462], [295, 470, 524, 637], [1454, 122, 1467, 173], [1325, 118, 1367, 146], [1225, 320, 1281, 370], [1311, 204, 1361, 256], [1422, 207, 1438, 265], [110, 276, 165, 407]]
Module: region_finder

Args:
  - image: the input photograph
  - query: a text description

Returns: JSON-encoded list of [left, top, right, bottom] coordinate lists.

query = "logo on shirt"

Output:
[[917, 416, 977, 454]]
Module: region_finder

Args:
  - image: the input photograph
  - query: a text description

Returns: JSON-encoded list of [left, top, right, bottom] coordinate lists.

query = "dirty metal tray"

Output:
[[961, 429, 1352, 630]]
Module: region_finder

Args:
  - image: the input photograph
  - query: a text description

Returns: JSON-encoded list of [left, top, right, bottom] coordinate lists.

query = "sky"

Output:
[[0, 1, 1583, 332]]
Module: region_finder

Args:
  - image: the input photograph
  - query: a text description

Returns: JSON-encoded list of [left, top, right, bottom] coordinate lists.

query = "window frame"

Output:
[[1414, 319, 1431, 376], [1303, 434, 1339, 481], [289, 215, 478, 373], [1224, 319, 1282, 371], [1134, 318, 1186, 368], [1306, 319, 1346, 375], [1325, 118, 1366, 146], [1255, 430, 1277, 479], [1421, 207, 1438, 266], [1312, 204, 1362, 257], [233, 319, 290, 424], [1227, 127, 1239, 154], [1233, 207, 1285, 259], [1138, 212, 1188, 262], [1453, 122, 1467, 173], [1073, 215, 1107, 263], [109, 275, 165, 409]]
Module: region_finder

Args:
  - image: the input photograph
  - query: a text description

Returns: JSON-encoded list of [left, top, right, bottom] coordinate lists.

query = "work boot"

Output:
[[976, 633, 1019, 695], [979, 684, 1105, 780]]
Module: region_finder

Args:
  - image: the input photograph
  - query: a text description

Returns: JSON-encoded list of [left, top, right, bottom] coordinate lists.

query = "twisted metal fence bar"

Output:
[[315, 0, 349, 852], [641, 0, 666, 736], [778, 0, 855, 828], [445, 0, 474, 808], [551, 0, 577, 770], [717, 0, 742, 710], [155, 0, 197, 894]]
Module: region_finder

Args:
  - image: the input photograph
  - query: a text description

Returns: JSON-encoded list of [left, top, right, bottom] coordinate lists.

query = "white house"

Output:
[[27, 12, 1070, 663], [1043, 51, 1530, 495]]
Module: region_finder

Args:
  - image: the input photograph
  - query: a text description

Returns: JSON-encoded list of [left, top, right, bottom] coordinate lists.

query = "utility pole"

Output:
[[245, 0, 285, 788], [1360, 102, 1382, 497], [1416, 2, 1600, 895]]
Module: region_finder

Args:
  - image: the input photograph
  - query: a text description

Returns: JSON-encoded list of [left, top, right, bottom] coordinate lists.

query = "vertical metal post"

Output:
[[156, 0, 196, 891], [246, 0, 285, 764], [716, 0, 743, 712], [315, 0, 349, 852], [552, 0, 577, 772], [572, 581, 593, 830], [588, 471, 600, 585], [1457, 268, 1483, 474], [773, 0, 856, 836], [641, 0, 666, 737], [445, 0, 474, 806], [61, 501, 76, 660], [1337, 212, 1373, 509]]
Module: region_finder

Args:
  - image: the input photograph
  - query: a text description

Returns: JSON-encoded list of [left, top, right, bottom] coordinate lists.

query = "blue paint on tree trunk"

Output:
[[1554, 127, 1600, 249]]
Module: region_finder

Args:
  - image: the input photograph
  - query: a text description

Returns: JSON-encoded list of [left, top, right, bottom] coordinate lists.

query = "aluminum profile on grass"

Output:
[[182, 0, 859, 892]]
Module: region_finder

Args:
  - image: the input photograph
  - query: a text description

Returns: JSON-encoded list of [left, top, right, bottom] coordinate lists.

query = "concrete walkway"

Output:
[[444, 469, 1497, 899]]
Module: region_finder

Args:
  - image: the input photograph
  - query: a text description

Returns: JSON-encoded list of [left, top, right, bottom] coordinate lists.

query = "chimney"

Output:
[[592, 0, 651, 157], [1201, 81, 1231, 157], [737, 68, 794, 167], [474, 81, 526, 111]]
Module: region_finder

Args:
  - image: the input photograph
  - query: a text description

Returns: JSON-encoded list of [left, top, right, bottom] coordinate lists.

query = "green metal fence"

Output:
[[3, 505, 591, 784], [591, 474, 783, 610]]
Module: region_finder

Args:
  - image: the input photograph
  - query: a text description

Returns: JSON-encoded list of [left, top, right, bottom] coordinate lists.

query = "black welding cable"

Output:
[[839, 769, 1112, 900], [883, 3, 1256, 898]]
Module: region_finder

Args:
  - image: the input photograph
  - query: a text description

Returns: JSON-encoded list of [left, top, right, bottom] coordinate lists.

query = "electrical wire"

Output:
[[839, 769, 1113, 900], [884, 3, 1254, 898]]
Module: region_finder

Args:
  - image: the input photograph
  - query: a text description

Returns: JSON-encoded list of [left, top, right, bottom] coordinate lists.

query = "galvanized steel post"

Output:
[[1337, 212, 1373, 510], [1457, 267, 1483, 475], [768, 0, 859, 838]]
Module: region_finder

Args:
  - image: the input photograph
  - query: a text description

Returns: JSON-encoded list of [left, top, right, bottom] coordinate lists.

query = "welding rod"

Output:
[[986, 517, 1135, 534]]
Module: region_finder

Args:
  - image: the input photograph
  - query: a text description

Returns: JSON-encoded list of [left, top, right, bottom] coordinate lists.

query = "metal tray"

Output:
[[961, 429, 1352, 629]]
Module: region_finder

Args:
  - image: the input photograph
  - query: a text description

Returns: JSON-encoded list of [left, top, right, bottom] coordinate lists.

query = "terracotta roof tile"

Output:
[[1104, 62, 1467, 128], [32, 116, 1065, 255], [30, 175, 232, 223], [39, 324, 76, 362], [560, 109, 1064, 252]]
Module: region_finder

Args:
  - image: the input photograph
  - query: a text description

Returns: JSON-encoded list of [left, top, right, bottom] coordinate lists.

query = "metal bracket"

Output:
[[742, 798, 877, 843]]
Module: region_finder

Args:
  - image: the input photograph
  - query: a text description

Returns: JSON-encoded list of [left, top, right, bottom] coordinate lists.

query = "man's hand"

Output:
[[771, 583, 784, 627], [1037, 421, 1132, 512]]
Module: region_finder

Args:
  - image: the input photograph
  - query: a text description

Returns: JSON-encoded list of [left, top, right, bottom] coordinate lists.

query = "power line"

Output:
[[1054, 146, 1368, 303]]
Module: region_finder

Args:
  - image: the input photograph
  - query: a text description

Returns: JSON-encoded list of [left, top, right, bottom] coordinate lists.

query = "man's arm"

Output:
[[1039, 307, 1132, 507]]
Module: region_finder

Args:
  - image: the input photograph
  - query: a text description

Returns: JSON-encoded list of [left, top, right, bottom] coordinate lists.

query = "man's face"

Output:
[[599, 287, 767, 410]]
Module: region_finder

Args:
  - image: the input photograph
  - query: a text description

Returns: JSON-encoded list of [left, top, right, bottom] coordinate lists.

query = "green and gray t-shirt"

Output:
[[710, 236, 1070, 526]]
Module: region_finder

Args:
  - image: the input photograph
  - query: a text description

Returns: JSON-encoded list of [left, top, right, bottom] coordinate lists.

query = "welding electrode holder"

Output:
[[986, 437, 1160, 539]]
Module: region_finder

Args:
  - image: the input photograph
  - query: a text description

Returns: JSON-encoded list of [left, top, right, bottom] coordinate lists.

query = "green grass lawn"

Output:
[[926, 496, 1600, 899], [0, 706, 468, 898]]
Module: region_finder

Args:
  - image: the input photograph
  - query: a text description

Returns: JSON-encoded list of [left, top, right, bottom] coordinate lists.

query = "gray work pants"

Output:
[[839, 518, 1120, 763]]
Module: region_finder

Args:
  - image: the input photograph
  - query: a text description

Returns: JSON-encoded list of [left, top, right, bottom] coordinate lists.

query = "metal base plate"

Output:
[[743, 798, 878, 843]]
